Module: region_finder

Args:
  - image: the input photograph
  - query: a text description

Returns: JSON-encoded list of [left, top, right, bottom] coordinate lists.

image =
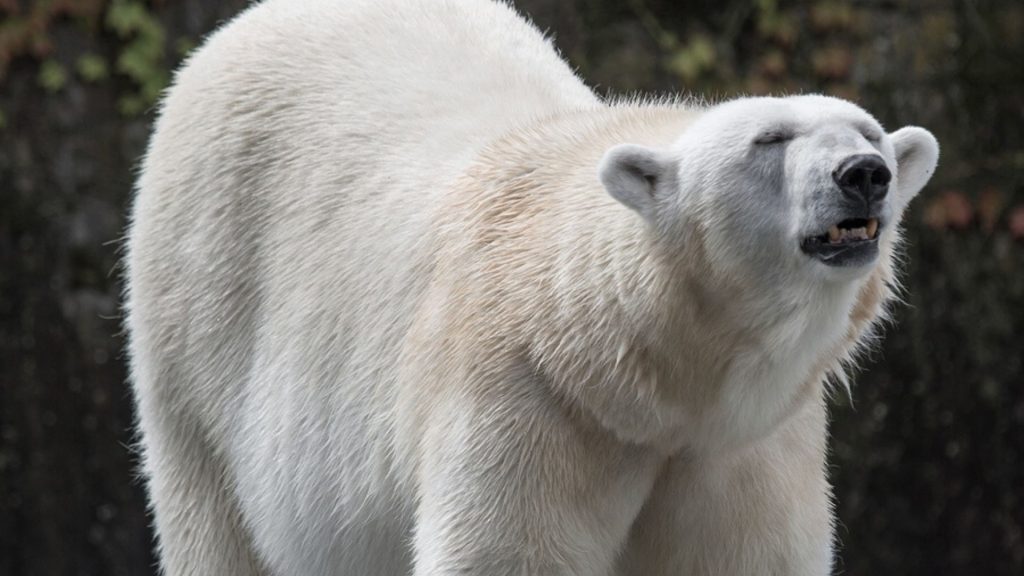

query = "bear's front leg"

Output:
[[410, 366, 662, 576], [618, 390, 835, 576]]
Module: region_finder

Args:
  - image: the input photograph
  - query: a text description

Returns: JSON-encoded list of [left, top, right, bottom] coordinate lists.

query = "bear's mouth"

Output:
[[801, 217, 881, 267]]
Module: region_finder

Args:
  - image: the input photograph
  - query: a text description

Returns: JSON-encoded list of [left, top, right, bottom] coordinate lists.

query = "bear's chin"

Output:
[[800, 236, 880, 269]]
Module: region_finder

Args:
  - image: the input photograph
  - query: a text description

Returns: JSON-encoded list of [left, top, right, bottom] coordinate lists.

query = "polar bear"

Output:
[[125, 0, 939, 575]]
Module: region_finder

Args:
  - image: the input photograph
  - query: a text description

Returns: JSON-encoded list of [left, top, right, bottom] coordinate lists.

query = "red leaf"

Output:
[[943, 190, 974, 230], [1009, 205, 1024, 240], [923, 190, 974, 231], [977, 187, 1004, 232]]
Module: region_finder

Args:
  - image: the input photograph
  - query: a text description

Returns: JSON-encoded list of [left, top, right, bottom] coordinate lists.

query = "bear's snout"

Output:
[[833, 154, 891, 208]]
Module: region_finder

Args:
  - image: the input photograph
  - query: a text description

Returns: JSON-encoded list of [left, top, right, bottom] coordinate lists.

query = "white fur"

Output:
[[125, 1, 939, 575]]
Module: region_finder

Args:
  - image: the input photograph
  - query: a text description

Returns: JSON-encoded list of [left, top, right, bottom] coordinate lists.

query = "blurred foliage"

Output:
[[75, 52, 108, 83], [1, 0, 168, 115], [1, 0, 1022, 575], [0, 0, 107, 78], [105, 0, 166, 115], [36, 57, 64, 92]]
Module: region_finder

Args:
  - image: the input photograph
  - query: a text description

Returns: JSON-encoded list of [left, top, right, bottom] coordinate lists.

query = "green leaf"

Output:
[[118, 94, 145, 116], [106, 0, 150, 38], [76, 53, 109, 82], [104, 0, 169, 116], [666, 35, 717, 82], [38, 59, 68, 93], [175, 36, 196, 58]]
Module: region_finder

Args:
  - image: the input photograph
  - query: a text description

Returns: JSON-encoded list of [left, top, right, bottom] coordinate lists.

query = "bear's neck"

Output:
[[458, 103, 885, 452]]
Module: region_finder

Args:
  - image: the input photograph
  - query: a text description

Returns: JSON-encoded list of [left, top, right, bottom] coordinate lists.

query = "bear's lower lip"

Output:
[[800, 235, 880, 267]]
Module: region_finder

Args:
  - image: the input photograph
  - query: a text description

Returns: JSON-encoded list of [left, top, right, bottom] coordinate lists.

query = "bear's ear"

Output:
[[889, 126, 939, 203], [598, 143, 676, 222]]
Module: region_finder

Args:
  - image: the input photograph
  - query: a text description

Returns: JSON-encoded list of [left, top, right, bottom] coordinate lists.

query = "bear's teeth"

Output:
[[850, 227, 867, 240], [828, 225, 841, 243], [866, 218, 879, 238]]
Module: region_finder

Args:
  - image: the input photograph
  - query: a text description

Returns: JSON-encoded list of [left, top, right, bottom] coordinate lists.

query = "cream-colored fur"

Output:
[[125, 1, 939, 575]]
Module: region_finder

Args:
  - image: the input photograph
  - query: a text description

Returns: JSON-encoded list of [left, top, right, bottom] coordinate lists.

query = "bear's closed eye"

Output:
[[754, 131, 794, 144]]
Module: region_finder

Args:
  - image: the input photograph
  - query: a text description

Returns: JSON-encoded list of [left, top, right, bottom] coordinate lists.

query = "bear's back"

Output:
[[128, 0, 598, 421]]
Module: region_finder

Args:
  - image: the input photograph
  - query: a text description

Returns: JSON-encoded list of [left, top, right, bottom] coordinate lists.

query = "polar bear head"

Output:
[[599, 95, 939, 286]]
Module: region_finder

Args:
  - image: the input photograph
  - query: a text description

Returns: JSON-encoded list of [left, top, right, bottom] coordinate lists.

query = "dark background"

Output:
[[1, 1, 1022, 574]]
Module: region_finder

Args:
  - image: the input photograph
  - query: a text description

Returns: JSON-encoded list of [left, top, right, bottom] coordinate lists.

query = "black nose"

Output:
[[833, 154, 891, 205]]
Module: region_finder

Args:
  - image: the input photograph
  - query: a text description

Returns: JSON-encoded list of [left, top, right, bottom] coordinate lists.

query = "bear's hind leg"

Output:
[[137, 404, 265, 576]]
